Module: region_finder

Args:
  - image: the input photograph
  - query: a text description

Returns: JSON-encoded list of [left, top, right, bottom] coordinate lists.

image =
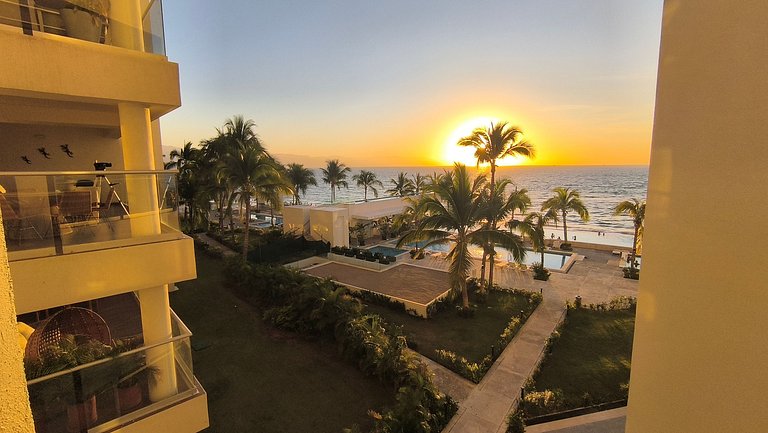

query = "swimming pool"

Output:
[[408, 242, 573, 272], [367, 245, 410, 256]]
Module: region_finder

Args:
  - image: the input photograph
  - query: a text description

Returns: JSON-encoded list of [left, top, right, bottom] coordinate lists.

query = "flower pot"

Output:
[[66, 395, 97, 433], [60, 8, 102, 42], [118, 383, 143, 412]]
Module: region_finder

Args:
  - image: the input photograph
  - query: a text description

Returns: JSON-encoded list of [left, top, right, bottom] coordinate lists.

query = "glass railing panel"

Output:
[[0, 0, 166, 55], [25, 312, 197, 433], [0, 170, 182, 259]]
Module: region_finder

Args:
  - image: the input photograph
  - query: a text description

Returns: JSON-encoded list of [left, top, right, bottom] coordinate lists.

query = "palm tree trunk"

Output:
[[480, 252, 487, 287], [488, 252, 495, 291], [330, 184, 335, 203], [364, 187, 368, 202], [242, 197, 251, 260], [562, 210, 568, 242], [460, 279, 469, 309], [631, 225, 639, 270]]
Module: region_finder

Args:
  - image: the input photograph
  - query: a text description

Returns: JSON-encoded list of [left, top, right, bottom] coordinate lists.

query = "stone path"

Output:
[[408, 349, 475, 403]]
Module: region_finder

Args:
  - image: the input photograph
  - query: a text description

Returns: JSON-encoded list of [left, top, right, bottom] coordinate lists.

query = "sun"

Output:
[[442, 116, 499, 166]]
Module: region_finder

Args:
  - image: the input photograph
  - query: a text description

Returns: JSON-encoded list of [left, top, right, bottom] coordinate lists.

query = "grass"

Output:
[[364, 290, 536, 365], [170, 251, 393, 433], [526, 308, 635, 415]]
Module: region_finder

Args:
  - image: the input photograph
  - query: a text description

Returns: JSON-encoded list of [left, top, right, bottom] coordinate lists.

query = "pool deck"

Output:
[[304, 262, 449, 304]]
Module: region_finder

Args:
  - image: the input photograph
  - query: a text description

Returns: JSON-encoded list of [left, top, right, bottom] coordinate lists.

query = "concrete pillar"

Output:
[[110, 0, 144, 51], [118, 102, 177, 401], [0, 210, 36, 433]]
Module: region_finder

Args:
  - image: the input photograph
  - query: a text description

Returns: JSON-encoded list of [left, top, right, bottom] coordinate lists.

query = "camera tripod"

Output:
[[93, 173, 129, 216]]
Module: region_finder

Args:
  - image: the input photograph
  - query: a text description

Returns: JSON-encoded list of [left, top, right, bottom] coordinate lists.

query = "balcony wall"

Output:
[[0, 23, 179, 121], [25, 310, 208, 433], [0, 170, 196, 313]]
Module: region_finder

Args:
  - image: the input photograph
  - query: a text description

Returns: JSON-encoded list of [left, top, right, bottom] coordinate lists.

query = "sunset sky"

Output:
[[161, 1, 663, 167]]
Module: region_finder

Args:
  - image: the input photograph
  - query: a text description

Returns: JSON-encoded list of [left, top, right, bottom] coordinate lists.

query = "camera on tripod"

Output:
[[94, 161, 112, 171]]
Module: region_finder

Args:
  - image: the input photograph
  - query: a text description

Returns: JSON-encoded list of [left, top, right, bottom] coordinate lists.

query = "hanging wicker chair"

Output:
[[24, 307, 112, 362]]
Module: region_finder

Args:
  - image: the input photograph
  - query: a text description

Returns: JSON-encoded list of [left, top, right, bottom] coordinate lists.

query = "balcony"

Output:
[[1, 170, 197, 313], [0, 0, 166, 55], [24, 309, 208, 433]]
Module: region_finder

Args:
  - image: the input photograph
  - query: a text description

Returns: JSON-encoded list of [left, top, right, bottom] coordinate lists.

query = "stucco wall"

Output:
[[0, 209, 35, 432], [626, 1, 768, 432]]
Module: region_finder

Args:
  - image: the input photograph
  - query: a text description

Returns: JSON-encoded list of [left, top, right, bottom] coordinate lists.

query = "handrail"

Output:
[[0, 169, 177, 176], [27, 313, 193, 385]]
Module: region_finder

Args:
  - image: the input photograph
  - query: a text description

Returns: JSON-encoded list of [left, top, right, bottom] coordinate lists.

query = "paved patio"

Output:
[[304, 262, 449, 304]]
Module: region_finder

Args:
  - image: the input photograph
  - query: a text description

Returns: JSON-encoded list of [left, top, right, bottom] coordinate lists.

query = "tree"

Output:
[[510, 210, 557, 266], [480, 180, 529, 291], [321, 159, 351, 203], [541, 187, 590, 243], [411, 173, 426, 195], [353, 170, 384, 201], [458, 121, 535, 288], [221, 143, 286, 260], [457, 121, 535, 189], [387, 172, 415, 197], [397, 164, 524, 309], [286, 163, 317, 205], [613, 198, 646, 270]]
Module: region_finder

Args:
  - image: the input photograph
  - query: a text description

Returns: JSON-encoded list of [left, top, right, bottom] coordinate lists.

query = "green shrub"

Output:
[[532, 262, 550, 281], [505, 410, 525, 433], [523, 389, 564, 413], [559, 242, 573, 251], [623, 267, 640, 280], [221, 262, 458, 432]]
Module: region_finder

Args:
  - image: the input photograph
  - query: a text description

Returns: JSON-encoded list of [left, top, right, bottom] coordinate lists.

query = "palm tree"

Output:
[[352, 170, 384, 201], [321, 160, 351, 203], [458, 121, 535, 288], [397, 164, 524, 309], [510, 210, 557, 266], [541, 187, 590, 243], [285, 163, 317, 205], [411, 173, 426, 195], [166, 141, 199, 171], [481, 180, 530, 290], [613, 198, 646, 269], [221, 144, 285, 260], [457, 121, 535, 189], [387, 172, 415, 197]]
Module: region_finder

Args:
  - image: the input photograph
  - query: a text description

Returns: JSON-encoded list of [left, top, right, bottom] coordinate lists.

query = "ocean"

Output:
[[293, 165, 649, 248]]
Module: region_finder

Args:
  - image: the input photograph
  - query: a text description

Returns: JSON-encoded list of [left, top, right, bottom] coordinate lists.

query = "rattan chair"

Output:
[[24, 307, 112, 362], [0, 193, 43, 243]]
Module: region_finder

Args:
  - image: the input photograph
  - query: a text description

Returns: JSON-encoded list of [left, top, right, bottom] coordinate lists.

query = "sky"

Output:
[[160, 0, 663, 168]]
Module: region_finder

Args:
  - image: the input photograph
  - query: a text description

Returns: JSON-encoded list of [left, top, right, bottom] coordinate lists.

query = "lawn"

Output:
[[526, 308, 635, 416], [364, 290, 537, 365], [170, 251, 393, 433]]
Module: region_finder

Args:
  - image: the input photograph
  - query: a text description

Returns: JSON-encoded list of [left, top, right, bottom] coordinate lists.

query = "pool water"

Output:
[[408, 242, 572, 271], [367, 245, 409, 256]]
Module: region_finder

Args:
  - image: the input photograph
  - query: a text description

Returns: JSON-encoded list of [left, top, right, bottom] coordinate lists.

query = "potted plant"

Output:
[[25, 335, 114, 432], [37, 0, 110, 42]]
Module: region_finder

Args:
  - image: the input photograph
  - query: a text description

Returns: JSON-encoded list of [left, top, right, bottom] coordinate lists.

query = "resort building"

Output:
[[284, 196, 408, 246], [0, 1, 208, 432]]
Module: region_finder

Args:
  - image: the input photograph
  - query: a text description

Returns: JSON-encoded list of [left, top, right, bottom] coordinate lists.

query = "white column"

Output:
[[118, 102, 177, 401], [0, 213, 35, 432], [110, 0, 144, 51]]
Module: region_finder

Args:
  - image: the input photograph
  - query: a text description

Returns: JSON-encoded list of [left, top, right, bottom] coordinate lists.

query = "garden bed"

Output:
[[364, 286, 541, 382], [521, 299, 636, 419]]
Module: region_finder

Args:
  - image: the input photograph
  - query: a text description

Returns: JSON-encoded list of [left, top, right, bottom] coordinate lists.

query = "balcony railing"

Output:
[[0, 0, 166, 55], [25, 310, 201, 433], [0, 170, 182, 260]]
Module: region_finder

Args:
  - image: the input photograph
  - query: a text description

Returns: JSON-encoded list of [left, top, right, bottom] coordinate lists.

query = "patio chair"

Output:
[[59, 190, 95, 223], [0, 192, 43, 243]]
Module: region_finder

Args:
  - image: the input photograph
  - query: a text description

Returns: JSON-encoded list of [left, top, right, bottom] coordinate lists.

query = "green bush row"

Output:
[[222, 259, 458, 433]]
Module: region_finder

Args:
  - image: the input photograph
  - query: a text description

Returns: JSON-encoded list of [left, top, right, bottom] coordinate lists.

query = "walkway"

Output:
[[422, 247, 636, 433], [442, 295, 567, 433], [193, 233, 238, 258]]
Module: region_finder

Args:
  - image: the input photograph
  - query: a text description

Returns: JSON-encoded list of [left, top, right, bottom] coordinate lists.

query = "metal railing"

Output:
[[0, 0, 166, 55], [25, 310, 200, 433], [0, 170, 182, 259]]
